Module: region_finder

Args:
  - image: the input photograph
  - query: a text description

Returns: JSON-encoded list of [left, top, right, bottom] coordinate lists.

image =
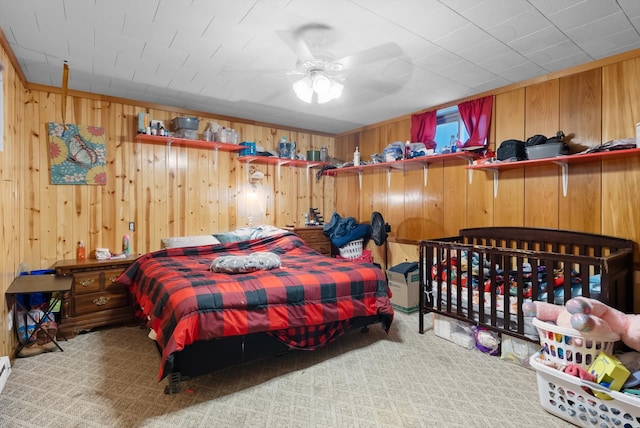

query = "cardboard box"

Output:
[[0, 356, 10, 395], [386, 269, 419, 313]]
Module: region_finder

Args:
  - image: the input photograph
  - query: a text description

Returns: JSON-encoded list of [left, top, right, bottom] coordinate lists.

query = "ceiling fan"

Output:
[[276, 24, 405, 104]]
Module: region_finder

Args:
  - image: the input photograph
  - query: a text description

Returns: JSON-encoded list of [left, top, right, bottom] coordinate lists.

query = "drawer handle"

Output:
[[79, 279, 95, 287], [109, 275, 118, 283], [93, 296, 110, 306]]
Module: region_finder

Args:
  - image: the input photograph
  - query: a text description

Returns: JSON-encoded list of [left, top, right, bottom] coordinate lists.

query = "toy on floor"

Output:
[[523, 297, 640, 352], [473, 327, 500, 356]]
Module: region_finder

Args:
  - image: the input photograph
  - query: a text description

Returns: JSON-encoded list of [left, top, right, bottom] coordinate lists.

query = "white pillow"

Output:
[[161, 235, 220, 249]]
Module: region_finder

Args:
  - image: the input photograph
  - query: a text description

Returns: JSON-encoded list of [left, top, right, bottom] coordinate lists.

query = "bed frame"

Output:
[[418, 227, 634, 342], [162, 314, 384, 394]]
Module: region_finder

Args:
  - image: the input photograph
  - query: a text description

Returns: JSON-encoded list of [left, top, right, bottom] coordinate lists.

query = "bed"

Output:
[[117, 226, 394, 392], [419, 227, 634, 342]]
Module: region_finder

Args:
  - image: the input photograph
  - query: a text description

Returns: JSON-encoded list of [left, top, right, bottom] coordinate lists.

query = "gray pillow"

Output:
[[210, 252, 281, 274], [161, 235, 220, 249]]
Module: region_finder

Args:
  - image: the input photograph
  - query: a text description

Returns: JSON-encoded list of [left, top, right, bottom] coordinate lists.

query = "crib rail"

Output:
[[418, 228, 633, 343]]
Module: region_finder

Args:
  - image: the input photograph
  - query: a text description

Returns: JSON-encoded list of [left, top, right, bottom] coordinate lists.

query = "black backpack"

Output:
[[497, 139, 526, 161]]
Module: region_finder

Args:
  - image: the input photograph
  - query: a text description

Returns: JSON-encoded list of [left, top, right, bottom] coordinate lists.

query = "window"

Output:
[[434, 106, 468, 148]]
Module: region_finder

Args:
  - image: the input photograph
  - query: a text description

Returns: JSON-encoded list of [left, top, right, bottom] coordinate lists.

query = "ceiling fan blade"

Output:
[[276, 30, 315, 64], [336, 42, 403, 69]]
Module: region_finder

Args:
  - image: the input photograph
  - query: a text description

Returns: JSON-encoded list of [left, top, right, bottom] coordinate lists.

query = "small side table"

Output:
[[6, 274, 73, 352]]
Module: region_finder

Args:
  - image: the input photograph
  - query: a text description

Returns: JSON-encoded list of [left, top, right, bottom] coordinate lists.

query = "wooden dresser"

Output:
[[54, 255, 139, 336], [284, 226, 331, 257]]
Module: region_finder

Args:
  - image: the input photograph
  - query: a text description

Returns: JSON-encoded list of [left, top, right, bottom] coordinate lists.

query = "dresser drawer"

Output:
[[73, 290, 130, 316], [295, 229, 323, 239], [103, 268, 127, 290], [73, 271, 101, 294]]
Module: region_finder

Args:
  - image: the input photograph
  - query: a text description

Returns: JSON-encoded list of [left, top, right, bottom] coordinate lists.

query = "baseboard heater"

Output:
[[0, 356, 11, 394]]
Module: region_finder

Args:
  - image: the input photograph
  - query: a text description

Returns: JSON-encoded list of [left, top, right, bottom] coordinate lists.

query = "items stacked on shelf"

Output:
[[322, 151, 481, 176]]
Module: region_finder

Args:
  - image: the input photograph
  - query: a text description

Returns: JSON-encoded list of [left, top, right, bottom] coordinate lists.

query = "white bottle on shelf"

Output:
[[353, 146, 360, 166]]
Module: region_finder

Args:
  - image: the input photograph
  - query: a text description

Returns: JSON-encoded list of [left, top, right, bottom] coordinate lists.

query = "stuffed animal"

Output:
[[523, 297, 640, 353]]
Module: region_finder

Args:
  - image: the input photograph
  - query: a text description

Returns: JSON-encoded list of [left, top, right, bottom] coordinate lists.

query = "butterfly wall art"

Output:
[[48, 122, 107, 185]]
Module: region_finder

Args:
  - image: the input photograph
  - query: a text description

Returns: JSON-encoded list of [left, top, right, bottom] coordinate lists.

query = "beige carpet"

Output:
[[0, 312, 571, 427]]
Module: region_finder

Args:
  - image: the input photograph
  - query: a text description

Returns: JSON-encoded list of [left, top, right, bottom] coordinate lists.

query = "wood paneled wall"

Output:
[[1, 42, 26, 358], [19, 95, 336, 268], [335, 52, 640, 307]]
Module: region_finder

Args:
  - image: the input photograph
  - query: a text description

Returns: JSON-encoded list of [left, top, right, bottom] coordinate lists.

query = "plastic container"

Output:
[[532, 317, 619, 369], [338, 239, 364, 259], [307, 150, 321, 161], [530, 352, 640, 427], [16, 308, 27, 344], [77, 240, 86, 261], [239, 142, 256, 156], [278, 137, 290, 159], [526, 142, 569, 159], [123, 234, 130, 255], [172, 116, 199, 130], [353, 146, 360, 166], [175, 129, 198, 140], [335, 249, 372, 264], [320, 146, 328, 162]]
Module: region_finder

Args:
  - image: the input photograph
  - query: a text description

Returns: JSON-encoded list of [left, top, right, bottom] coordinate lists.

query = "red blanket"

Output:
[[117, 232, 394, 379]]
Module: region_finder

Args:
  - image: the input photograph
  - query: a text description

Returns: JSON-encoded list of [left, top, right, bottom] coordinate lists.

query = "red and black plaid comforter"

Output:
[[117, 232, 394, 379]]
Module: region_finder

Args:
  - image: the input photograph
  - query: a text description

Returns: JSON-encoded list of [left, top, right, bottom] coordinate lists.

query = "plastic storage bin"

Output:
[[172, 116, 199, 131], [335, 249, 372, 264], [530, 352, 640, 427], [239, 142, 256, 156], [175, 129, 198, 139], [526, 142, 568, 159], [532, 317, 619, 369]]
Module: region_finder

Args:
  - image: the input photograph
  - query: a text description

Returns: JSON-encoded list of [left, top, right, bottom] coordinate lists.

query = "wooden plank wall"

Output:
[[335, 53, 640, 307], [0, 43, 25, 358], [17, 95, 336, 269]]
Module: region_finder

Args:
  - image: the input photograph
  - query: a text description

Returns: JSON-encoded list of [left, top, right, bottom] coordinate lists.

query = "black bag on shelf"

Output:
[[525, 134, 547, 146], [497, 139, 527, 161]]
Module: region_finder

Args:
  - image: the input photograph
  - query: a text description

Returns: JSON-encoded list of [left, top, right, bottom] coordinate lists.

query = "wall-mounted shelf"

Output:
[[468, 147, 640, 198], [239, 155, 327, 168], [239, 155, 329, 184], [135, 134, 244, 170], [323, 152, 480, 188], [135, 134, 244, 151]]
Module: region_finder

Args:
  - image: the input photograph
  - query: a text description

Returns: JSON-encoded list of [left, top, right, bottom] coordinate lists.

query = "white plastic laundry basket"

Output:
[[532, 317, 619, 369], [530, 352, 640, 427], [338, 239, 363, 259]]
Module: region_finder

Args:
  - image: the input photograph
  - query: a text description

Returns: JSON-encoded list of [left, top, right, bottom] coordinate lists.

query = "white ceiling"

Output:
[[1, 0, 640, 134]]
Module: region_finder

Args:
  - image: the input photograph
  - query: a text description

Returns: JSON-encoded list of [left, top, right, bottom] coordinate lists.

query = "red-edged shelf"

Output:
[[134, 134, 244, 151], [238, 155, 330, 185], [323, 151, 480, 188], [238, 155, 329, 169], [323, 152, 480, 176], [467, 147, 640, 197]]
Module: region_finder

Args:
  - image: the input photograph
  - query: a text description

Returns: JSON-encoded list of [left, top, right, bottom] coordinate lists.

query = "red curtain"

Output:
[[458, 95, 493, 147], [410, 111, 437, 150]]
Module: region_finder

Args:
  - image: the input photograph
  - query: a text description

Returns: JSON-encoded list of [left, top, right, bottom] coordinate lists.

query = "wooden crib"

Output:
[[419, 227, 634, 342]]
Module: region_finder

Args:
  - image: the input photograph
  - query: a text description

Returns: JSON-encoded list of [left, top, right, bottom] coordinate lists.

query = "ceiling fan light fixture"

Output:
[[293, 76, 314, 103], [293, 70, 342, 104]]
